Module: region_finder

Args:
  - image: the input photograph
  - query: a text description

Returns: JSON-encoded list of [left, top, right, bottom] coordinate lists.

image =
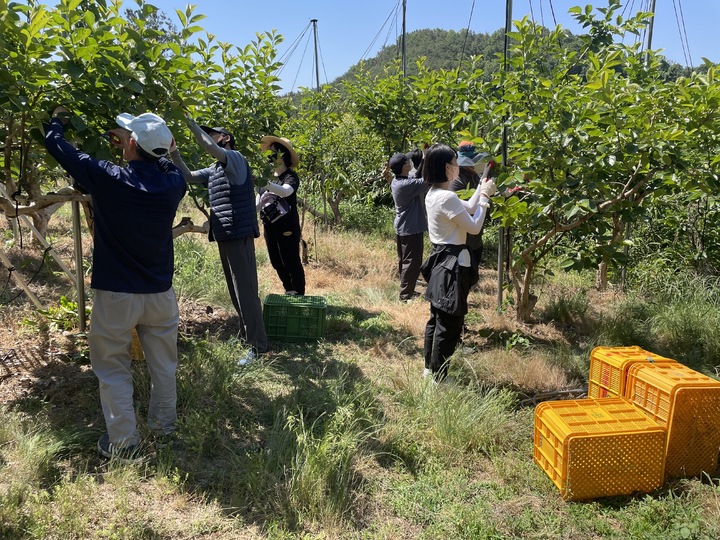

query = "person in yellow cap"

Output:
[[257, 135, 305, 296]]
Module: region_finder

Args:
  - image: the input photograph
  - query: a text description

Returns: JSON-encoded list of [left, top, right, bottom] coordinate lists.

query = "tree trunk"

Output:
[[596, 215, 624, 291], [30, 211, 51, 244], [513, 258, 537, 323], [596, 260, 609, 290], [328, 195, 342, 225]]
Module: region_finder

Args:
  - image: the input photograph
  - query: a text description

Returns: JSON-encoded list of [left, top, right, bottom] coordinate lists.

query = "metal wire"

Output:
[[457, 0, 477, 75], [360, 0, 401, 61], [0, 247, 51, 306]]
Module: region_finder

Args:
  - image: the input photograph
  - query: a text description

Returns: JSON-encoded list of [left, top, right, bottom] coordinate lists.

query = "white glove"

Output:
[[479, 178, 497, 198]]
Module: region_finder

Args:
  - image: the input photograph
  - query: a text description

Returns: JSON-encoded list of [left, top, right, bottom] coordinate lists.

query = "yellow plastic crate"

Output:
[[588, 346, 677, 398], [534, 398, 666, 501], [626, 363, 720, 479]]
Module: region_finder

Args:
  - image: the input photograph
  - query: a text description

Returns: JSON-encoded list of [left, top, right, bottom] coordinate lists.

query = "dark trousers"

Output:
[[396, 233, 424, 300], [424, 305, 464, 381], [264, 223, 306, 295], [217, 237, 268, 352]]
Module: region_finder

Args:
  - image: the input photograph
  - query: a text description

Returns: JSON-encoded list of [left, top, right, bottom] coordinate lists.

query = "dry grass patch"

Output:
[[368, 299, 427, 337], [312, 231, 395, 283], [463, 349, 573, 393]]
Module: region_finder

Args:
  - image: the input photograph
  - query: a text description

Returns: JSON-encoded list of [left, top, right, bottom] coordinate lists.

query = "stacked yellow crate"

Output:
[[534, 346, 720, 499], [625, 362, 720, 479], [534, 397, 666, 500], [587, 346, 677, 398]]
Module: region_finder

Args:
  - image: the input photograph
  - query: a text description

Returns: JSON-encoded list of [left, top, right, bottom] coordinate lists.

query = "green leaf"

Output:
[[175, 9, 187, 27]]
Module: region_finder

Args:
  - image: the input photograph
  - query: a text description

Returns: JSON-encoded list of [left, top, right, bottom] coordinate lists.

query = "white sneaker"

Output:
[[237, 349, 258, 367], [284, 290, 299, 296], [423, 368, 432, 378]]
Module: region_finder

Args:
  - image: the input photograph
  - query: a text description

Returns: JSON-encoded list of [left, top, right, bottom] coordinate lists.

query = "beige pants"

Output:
[[89, 288, 179, 447]]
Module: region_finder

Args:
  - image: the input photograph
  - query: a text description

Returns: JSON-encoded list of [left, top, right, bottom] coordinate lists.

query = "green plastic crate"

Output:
[[263, 294, 326, 342]]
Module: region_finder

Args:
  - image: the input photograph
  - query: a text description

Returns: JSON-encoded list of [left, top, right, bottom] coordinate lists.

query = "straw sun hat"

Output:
[[260, 135, 299, 168]]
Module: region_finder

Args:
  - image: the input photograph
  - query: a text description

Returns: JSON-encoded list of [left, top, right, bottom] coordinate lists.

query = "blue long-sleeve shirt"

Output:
[[44, 118, 186, 293]]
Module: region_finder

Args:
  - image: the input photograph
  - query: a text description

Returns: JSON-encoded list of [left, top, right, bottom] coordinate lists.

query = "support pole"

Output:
[[311, 19, 321, 91], [72, 200, 86, 332], [497, 0, 513, 309], [0, 247, 45, 310], [644, 0, 657, 66], [401, 0, 407, 78], [626, 1, 656, 288], [311, 18, 327, 239]]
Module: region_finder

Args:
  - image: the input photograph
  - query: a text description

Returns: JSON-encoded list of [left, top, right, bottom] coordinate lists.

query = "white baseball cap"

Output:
[[116, 112, 174, 158]]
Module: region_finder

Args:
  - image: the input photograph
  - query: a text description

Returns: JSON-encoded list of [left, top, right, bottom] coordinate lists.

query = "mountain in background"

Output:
[[337, 28, 513, 82], [328, 27, 696, 85]]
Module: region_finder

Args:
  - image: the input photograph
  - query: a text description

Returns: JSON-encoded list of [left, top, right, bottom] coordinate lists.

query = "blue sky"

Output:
[[146, 1, 717, 92]]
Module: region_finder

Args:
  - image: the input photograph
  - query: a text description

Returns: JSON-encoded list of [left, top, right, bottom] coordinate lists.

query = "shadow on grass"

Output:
[[3, 300, 387, 532]]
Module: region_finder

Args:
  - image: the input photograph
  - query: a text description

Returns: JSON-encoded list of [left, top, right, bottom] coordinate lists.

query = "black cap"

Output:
[[200, 125, 231, 136], [200, 125, 234, 149], [389, 152, 409, 176]]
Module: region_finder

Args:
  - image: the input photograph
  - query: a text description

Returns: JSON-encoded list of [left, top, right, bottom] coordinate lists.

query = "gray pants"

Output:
[[217, 237, 269, 352], [89, 288, 179, 447]]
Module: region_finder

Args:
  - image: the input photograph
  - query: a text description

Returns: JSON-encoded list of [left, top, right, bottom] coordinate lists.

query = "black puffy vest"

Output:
[[207, 153, 259, 241]]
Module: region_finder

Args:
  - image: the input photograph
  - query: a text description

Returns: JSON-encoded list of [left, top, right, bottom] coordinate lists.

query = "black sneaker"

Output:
[[97, 432, 141, 463]]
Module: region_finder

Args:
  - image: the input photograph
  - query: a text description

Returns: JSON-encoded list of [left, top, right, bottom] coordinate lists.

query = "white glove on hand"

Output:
[[479, 178, 497, 198]]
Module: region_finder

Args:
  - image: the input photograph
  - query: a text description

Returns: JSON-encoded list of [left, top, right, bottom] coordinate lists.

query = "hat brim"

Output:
[[261, 135, 299, 168], [115, 113, 135, 131], [458, 152, 492, 167], [200, 125, 231, 136]]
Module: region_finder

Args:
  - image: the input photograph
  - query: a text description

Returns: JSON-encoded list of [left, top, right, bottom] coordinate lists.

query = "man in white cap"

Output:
[[45, 106, 186, 461], [169, 114, 268, 366]]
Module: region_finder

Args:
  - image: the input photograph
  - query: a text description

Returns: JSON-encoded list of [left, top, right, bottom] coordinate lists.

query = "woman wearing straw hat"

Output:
[[258, 135, 306, 296]]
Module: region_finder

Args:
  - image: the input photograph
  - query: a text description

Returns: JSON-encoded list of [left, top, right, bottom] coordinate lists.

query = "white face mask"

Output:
[[446, 163, 460, 182]]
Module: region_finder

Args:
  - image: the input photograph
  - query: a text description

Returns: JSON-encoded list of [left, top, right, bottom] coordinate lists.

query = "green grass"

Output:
[[2, 224, 720, 539], [596, 271, 720, 374]]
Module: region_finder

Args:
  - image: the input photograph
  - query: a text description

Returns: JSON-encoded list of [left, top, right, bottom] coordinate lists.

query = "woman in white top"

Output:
[[420, 143, 496, 381]]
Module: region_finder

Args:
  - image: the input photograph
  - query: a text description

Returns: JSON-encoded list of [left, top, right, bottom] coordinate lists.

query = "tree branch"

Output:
[[172, 217, 209, 238], [0, 187, 91, 217], [519, 165, 658, 260]]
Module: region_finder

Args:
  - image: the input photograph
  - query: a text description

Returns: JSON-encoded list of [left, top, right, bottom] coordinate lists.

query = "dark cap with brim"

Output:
[[200, 125, 234, 149], [200, 125, 232, 136], [389, 152, 409, 175]]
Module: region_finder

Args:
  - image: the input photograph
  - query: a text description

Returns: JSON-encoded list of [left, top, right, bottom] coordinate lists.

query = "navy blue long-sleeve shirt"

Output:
[[44, 118, 187, 293]]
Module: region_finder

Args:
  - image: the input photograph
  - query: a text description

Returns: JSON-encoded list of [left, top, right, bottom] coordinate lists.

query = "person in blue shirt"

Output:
[[44, 106, 187, 461]]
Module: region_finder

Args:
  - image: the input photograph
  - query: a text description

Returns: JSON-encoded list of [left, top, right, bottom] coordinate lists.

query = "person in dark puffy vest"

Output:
[[171, 114, 268, 366], [451, 141, 493, 270]]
